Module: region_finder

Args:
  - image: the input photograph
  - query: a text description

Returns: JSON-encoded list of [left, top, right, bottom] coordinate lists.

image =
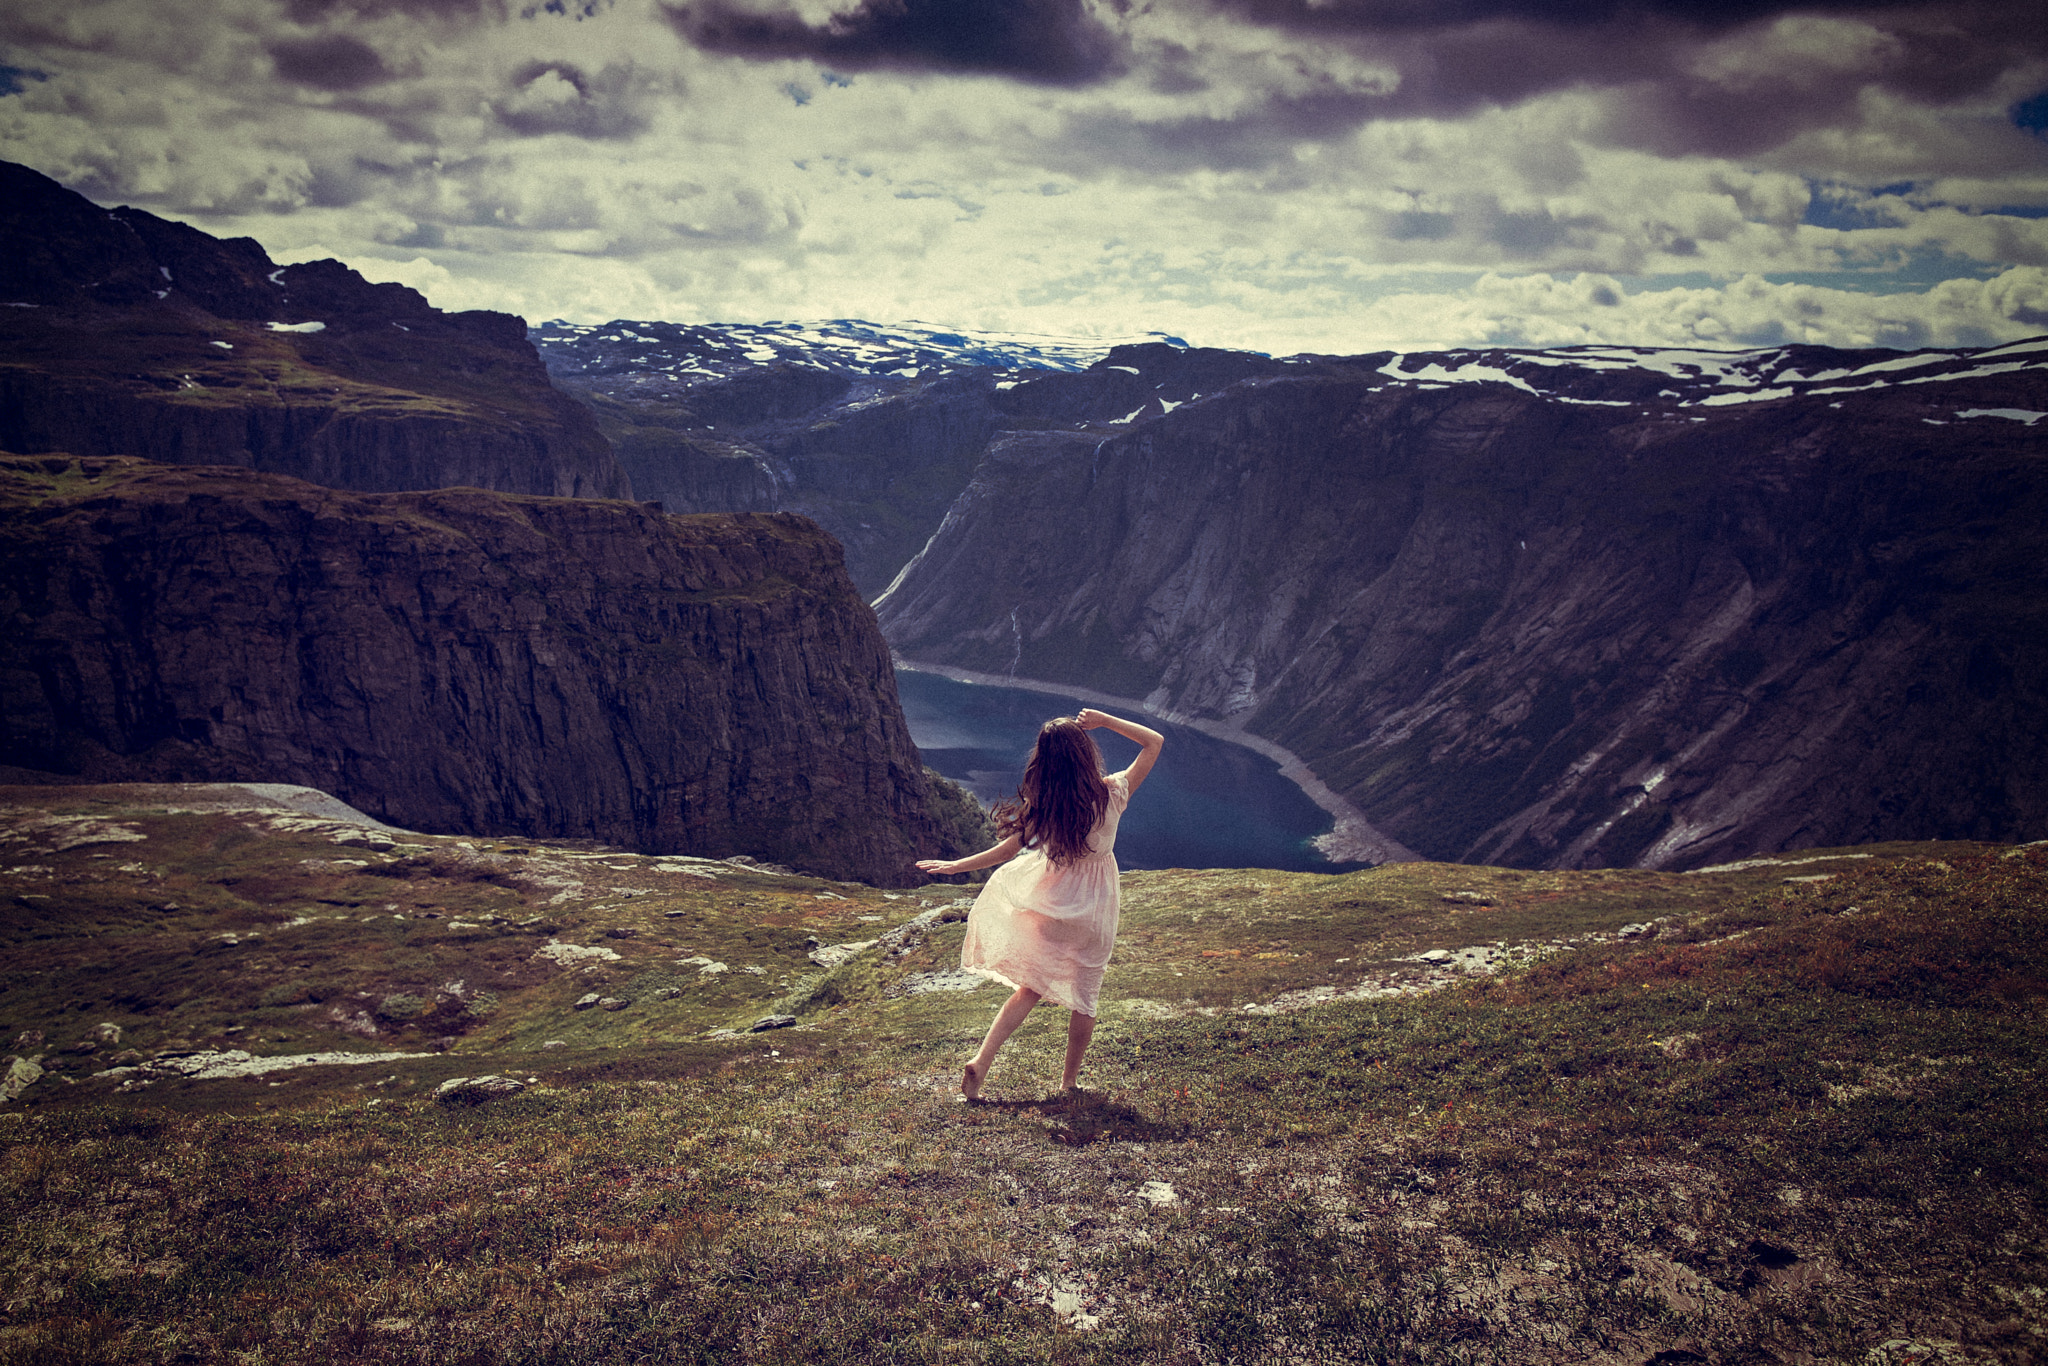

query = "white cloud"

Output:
[[3, 0, 2047, 353]]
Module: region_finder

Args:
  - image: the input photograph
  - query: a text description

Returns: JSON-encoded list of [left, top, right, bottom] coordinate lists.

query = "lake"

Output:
[[895, 667, 1359, 873]]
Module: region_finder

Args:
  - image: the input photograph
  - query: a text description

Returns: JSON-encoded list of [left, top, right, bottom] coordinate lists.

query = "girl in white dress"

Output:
[[916, 707, 1164, 1101]]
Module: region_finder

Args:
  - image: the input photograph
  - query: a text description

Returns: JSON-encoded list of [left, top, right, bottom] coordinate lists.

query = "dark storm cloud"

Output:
[[1042, 0, 2048, 176], [1204, 0, 1938, 32], [282, 0, 507, 20], [660, 0, 1127, 86], [269, 34, 392, 90], [1208, 0, 2048, 128]]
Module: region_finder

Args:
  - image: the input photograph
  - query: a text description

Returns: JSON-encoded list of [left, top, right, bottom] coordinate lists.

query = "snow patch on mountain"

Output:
[[532, 317, 1190, 384]]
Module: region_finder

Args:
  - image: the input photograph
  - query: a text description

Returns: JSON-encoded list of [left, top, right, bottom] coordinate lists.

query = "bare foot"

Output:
[[961, 1061, 986, 1102]]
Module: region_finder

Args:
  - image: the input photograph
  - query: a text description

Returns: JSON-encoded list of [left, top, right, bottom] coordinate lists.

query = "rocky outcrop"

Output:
[[875, 340, 2048, 870], [0, 160, 626, 500], [0, 453, 973, 885]]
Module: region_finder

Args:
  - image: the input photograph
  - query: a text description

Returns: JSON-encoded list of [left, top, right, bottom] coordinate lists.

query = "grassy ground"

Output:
[[2, 785, 2042, 1363]]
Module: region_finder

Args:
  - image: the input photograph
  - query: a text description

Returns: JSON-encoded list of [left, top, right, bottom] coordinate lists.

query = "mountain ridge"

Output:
[[0, 160, 627, 500], [532, 316, 2048, 870]]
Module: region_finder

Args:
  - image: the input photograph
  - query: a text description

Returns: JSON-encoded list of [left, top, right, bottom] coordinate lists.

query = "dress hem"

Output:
[[961, 965, 1094, 1018]]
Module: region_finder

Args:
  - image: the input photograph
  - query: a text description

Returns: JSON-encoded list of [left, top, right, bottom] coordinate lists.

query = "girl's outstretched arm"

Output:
[[1077, 708, 1165, 794], [916, 832, 1022, 877]]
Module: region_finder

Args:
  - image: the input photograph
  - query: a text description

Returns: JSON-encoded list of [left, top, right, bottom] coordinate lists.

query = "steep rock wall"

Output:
[[0, 453, 968, 885], [529, 329, 1276, 597], [876, 352, 2048, 869]]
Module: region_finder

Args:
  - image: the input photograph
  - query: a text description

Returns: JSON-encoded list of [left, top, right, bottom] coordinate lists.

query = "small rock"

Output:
[[2, 1055, 45, 1103], [651, 986, 682, 1001], [808, 940, 875, 969], [573, 993, 602, 1011], [533, 940, 623, 968], [901, 969, 984, 995], [1419, 949, 1452, 963], [603, 927, 636, 939], [434, 1075, 528, 1105], [1441, 891, 1493, 905], [1651, 1032, 1702, 1059], [92, 1022, 123, 1045], [598, 997, 630, 1011], [747, 1015, 798, 1033], [541, 1040, 567, 1050], [722, 855, 795, 875], [1618, 922, 1654, 938], [1136, 1180, 1178, 1207]]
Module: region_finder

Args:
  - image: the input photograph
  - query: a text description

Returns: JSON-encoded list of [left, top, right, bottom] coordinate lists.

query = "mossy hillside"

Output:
[[2, 785, 2042, 1362], [0, 305, 563, 432]]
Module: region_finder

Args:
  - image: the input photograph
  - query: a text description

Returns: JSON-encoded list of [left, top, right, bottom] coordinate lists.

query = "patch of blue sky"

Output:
[[2012, 90, 2048, 135], [1801, 179, 1917, 231], [1767, 249, 2005, 292], [1801, 180, 2047, 228], [1613, 249, 2001, 296], [0, 65, 49, 97], [1025, 262, 1487, 309]]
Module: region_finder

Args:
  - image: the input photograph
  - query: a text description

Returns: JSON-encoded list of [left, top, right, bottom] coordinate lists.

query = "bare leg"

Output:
[[1061, 1011, 1095, 1091], [964, 986, 1041, 1099]]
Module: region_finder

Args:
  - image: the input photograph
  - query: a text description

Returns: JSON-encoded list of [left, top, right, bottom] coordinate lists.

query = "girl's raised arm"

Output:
[[1077, 708, 1165, 795]]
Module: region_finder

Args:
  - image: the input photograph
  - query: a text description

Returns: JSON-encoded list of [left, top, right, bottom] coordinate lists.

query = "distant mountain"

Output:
[[877, 337, 2048, 869], [529, 318, 1192, 593], [533, 317, 1188, 383], [0, 161, 624, 499], [552, 316, 2048, 869]]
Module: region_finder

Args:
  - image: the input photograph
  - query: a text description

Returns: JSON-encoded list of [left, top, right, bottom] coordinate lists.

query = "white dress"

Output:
[[958, 771, 1132, 1017]]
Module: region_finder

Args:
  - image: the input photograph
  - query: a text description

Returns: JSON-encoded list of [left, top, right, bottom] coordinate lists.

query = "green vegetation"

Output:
[[0, 311, 567, 433], [2, 786, 2042, 1362]]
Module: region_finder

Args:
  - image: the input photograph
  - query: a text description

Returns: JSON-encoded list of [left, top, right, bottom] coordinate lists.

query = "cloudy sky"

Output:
[[4, 0, 2047, 354]]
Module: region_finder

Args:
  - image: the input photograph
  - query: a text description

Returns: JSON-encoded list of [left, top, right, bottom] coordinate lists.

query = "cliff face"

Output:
[[874, 340, 2048, 869], [0, 161, 626, 500], [532, 321, 1139, 595], [0, 453, 970, 885]]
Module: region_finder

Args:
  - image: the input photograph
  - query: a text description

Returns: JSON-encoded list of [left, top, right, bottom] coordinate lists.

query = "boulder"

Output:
[[2, 1055, 44, 1103]]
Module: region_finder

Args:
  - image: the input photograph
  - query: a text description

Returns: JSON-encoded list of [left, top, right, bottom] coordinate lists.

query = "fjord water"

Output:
[[896, 668, 1353, 873]]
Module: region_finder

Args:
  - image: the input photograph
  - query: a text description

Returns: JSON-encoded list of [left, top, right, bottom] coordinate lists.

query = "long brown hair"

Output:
[[994, 717, 1111, 866]]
